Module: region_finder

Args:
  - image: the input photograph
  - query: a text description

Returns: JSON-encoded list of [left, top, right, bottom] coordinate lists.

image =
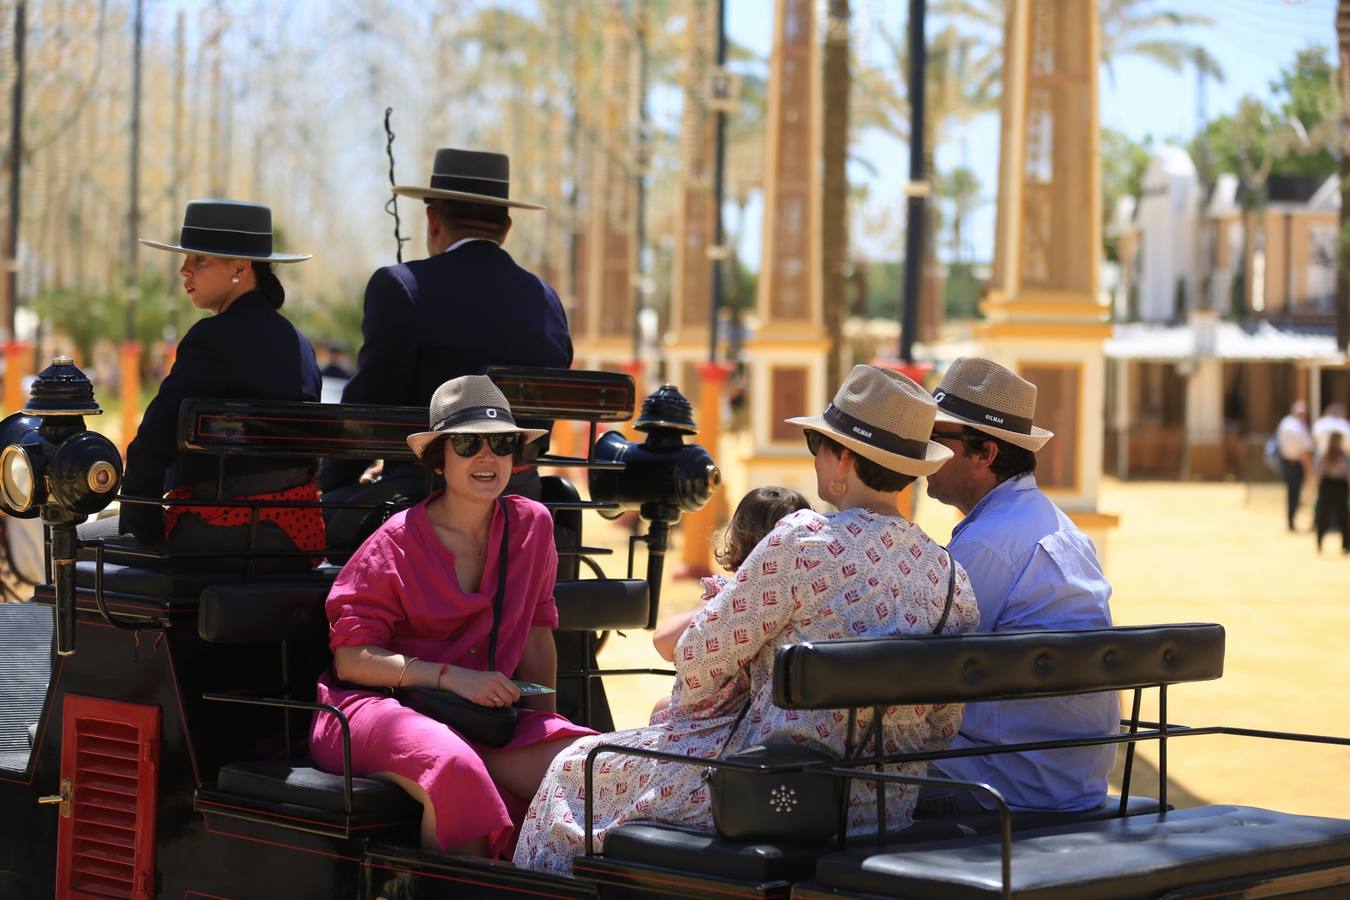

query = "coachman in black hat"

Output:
[[320, 148, 572, 493], [83, 200, 324, 557]]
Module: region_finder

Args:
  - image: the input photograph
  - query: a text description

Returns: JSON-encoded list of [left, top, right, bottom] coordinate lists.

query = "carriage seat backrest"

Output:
[[772, 623, 1225, 710], [176, 367, 636, 461], [197, 578, 653, 646]]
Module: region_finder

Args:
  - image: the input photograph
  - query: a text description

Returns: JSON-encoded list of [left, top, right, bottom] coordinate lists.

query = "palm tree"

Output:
[[939, 0, 1224, 84], [822, 0, 852, 391], [935, 165, 982, 265], [855, 0, 1224, 334]]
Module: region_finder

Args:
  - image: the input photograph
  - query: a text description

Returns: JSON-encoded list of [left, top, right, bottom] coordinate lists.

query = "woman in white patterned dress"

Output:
[[513, 365, 980, 873]]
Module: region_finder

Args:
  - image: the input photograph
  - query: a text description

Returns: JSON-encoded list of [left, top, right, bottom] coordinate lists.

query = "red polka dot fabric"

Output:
[[163, 481, 326, 554]]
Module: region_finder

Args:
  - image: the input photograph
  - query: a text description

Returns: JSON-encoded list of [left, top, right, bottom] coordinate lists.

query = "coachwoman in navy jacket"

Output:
[[112, 200, 321, 545]]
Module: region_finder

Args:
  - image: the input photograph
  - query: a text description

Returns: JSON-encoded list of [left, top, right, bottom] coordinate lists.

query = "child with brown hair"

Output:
[[652, 485, 813, 663]]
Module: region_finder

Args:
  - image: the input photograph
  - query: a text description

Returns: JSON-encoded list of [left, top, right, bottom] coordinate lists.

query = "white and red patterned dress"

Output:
[[513, 507, 979, 874]]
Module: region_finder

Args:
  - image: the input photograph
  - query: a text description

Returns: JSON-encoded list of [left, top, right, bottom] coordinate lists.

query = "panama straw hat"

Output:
[[785, 365, 953, 477], [392, 148, 545, 210], [931, 357, 1054, 452], [406, 375, 547, 457], [140, 199, 311, 263]]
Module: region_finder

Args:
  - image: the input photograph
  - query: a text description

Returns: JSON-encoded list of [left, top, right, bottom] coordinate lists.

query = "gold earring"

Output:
[[829, 479, 847, 497]]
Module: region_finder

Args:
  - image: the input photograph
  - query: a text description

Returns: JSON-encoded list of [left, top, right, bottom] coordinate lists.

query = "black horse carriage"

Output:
[[0, 358, 1348, 900]]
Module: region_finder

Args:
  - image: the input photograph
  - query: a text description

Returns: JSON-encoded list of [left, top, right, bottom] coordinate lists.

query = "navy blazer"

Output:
[[322, 240, 572, 488], [121, 291, 321, 541]]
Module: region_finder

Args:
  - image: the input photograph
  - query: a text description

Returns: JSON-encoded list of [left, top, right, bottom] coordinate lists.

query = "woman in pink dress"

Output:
[[513, 365, 981, 874], [309, 375, 592, 858]]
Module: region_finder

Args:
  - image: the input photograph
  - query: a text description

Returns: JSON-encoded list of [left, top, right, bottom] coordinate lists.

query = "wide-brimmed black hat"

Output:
[[392, 148, 544, 210], [140, 199, 310, 263]]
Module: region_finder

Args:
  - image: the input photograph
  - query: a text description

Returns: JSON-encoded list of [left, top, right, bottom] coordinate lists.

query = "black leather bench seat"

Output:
[[73, 560, 243, 600], [913, 792, 1164, 838], [69, 559, 338, 603], [809, 805, 1350, 899], [594, 794, 1163, 886], [214, 760, 420, 817], [598, 821, 830, 883]]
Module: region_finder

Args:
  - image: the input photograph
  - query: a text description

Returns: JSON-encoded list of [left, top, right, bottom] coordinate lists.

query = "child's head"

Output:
[[715, 486, 812, 572]]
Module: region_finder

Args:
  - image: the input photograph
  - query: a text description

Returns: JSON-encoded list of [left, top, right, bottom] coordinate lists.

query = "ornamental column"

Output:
[[572, 0, 637, 377], [739, 0, 829, 501], [979, 0, 1118, 546]]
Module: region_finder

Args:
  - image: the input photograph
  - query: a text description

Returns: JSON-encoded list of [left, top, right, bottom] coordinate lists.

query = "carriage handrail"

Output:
[[201, 691, 356, 816]]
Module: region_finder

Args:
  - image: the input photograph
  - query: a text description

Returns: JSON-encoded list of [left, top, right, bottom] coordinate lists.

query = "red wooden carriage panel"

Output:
[[55, 695, 160, 899]]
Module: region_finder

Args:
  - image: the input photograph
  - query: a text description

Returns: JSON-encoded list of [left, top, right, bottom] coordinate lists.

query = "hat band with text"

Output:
[[433, 406, 517, 432], [934, 390, 1033, 434], [823, 404, 928, 460], [179, 225, 273, 257], [429, 173, 510, 200]]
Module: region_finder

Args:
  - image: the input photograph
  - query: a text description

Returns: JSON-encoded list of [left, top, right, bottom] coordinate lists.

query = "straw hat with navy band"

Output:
[[392, 148, 545, 211], [406, 375, 547, 457], [786, 365, 953, 478], [931, 357, 1054, 452], [140, 199, 311, 263]]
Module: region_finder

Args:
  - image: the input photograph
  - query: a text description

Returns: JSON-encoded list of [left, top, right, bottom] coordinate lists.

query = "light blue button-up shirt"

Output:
[[937, 473, 1118, 811]]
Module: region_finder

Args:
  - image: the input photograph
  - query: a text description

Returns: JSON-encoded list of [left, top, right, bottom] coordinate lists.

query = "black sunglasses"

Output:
[[804, 430, 824, 456], [447, 432, 521, 458]]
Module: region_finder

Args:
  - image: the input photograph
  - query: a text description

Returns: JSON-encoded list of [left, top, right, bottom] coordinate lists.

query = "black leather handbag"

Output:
[[708, 551, 958, 843], [396, 498, 519, 747]]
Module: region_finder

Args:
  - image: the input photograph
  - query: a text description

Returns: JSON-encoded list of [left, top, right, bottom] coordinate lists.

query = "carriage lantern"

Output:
[[0, 357, 123, 655], [589, 384, 720, 627]]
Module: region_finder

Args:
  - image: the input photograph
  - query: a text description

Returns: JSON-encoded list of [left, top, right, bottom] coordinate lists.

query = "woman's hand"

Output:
[[442, 666, 521, 708]]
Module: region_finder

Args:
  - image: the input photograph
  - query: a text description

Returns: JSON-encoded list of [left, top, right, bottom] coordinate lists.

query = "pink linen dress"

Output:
[[309, 493, 593, 857], [513, 507, 980, 874]]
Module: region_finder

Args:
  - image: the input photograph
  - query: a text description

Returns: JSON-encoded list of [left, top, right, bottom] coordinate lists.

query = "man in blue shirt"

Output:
[[923, 357, 1117, 812]]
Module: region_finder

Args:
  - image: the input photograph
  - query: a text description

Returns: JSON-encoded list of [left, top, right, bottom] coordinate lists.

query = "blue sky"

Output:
[[727, 0, 1340, 266]]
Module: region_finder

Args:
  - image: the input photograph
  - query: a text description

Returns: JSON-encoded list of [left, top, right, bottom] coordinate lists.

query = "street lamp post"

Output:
[[899, 0, 927, 364]]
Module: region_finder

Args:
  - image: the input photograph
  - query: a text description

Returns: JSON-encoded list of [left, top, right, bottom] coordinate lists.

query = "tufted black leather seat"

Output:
[[212, 760, 419, 817], [591, 794, 1165, 887], [74, 559, 244, 600], [806, 805, 1350, 899], [584, 822, 832, 883]]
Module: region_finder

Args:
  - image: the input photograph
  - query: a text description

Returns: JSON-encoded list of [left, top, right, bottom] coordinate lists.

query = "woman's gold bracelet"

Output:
[[396, 655, 419, 688]]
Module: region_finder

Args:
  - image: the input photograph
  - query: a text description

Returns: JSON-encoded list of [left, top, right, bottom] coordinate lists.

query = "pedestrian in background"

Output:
[[1313, 431, 1349, 554], [1276, 400, 1314, 532], [1312, 402, 1350, 465]]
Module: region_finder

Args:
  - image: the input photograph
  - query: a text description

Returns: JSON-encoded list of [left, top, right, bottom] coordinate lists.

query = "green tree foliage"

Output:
[[1193, 47, 1339, 195], [934, 165, 982, 264], [33, 275, 182, 377], [1101, 128, 1152, 261]]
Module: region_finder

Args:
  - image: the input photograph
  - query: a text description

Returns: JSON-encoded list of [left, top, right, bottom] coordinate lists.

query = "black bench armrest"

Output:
[[179, 399, 423, 460], [554, 579, 649, 632], [773, 624, 1225, 709], [177, 369, 635, 460], [482, 367, 635, 422], [202, 691, 356, 815]]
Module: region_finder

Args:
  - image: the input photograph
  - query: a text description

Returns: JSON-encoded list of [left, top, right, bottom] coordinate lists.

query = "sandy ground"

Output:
[[586, 477, 1350, 818]]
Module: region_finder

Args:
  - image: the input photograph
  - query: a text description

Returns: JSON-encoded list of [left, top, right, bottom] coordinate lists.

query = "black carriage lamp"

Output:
[[589, 384, 721, 629], [0, 357, 123, 656]]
